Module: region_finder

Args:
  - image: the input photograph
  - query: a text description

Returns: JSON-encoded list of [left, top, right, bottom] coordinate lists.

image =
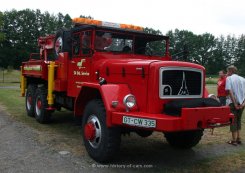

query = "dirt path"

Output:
[[0, 108, 103, 173], [0, 106, 245, 173]]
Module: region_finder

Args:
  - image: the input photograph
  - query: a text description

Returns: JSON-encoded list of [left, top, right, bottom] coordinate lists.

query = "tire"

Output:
[[164, 130, 203, 149], [135, 130, 153, 138], [25, 84, 37, 117], [82, 99, 121, 163], [54, 29, 64, 59], [54, 28, 71, 59], [34, 86, 51, 123]]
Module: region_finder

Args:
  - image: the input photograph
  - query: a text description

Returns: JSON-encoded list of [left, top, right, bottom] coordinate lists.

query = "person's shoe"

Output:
[[227, 140, 238, 146], [237, 138, 242, 144]]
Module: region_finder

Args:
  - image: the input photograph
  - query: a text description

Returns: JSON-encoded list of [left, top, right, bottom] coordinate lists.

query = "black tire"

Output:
[[34, 86, 51, 123], [54, 29, 64, 59], [164, 130, 203, 149], [82, 99, 121, 163], [54, 28, 71, 59], [135, 130, 153, 138], [25, 84, 37, 117]]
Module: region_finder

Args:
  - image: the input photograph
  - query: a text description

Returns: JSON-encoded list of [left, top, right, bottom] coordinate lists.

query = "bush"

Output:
[[7, 66, 13, 72], [205, 77, 218, 84]]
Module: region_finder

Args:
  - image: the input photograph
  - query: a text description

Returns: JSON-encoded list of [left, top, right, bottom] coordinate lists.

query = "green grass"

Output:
[[206, 84, 216, 95], [0, 89, 80, 134], [0, 88, 84, 155], [0, 70, 20, 83], [206, 77, 218, 84], [171, 150, 245, 173]]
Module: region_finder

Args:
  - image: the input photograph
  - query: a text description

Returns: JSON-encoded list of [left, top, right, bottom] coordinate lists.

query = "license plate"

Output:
[[122, 116, 156, 128]]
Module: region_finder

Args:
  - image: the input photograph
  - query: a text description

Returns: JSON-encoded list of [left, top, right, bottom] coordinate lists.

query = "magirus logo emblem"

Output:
[[178, 72, 189, 95]]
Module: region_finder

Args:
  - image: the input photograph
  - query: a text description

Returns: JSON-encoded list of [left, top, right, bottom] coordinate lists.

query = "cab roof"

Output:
[[71, 24, 169, 40], [71, 17, 169, 40]]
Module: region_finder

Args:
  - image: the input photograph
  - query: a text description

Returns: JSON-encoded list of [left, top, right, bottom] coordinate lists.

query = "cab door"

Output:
[[67, 30, 93, 97]]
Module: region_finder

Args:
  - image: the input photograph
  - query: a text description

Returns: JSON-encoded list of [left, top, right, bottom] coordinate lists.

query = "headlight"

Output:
[[123, 94, 136, 109]]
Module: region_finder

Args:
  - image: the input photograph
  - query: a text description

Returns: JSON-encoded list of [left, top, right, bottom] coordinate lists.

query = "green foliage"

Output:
[[235, 35, 245, 75], [205, 77, 218, 84], [0, 9, 245, 77], [165, 29, 245, 75], [144, 28, 166, 56], [144, 27, 163, 35], [79, 15, 93, 19], [0, 11, 4, 42], [167, 29, 196, 60], [0, 9, 72, 69]]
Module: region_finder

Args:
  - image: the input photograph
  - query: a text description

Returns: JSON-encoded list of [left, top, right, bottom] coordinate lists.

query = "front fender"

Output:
[[74, 83, 137, 126]]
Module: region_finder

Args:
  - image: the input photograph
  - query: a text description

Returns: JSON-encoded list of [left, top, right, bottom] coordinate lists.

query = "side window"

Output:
[[72, 31, 92, 57], [72, 33, 80, 56], [81, 31, 92, 55]]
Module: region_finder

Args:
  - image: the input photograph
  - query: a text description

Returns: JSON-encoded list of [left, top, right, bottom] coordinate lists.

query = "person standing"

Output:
[[226, 65, 245, 146], [217, 70, 227, 106]]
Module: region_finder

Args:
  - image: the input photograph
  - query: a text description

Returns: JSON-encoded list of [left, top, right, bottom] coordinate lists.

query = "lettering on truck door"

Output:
[[67, 30, 92, 96]]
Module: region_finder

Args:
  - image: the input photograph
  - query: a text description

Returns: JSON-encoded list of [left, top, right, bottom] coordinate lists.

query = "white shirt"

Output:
[[225, 74, 245, 105]]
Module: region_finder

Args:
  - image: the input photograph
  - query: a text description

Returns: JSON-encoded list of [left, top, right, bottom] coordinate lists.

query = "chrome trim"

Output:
[[159, 67, 203, 99], [123, 94, 136, 111]]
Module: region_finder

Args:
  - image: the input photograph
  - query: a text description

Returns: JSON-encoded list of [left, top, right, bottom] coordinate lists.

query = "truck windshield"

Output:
[[95, 31, 133, 53], [134, 36, 166, 57], [95, 30, 166, 57]]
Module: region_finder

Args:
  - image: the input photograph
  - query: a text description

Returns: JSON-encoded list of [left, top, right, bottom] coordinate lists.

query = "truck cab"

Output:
[[20, 18, 233, 163]]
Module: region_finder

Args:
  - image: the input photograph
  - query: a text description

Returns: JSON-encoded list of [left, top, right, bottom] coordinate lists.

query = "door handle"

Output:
[[71, 61, 76, 64]]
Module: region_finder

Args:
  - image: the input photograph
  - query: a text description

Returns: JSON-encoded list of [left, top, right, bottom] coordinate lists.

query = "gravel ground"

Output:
[[1, 106, 245, 173], [0, 108, 107, 173]]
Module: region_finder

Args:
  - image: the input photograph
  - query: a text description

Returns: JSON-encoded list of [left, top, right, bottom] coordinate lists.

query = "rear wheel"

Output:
[[164, 130, 203, 149], [25, 84, 37, 117], [34, 86, 51, 123], [82, 99, 121, 163]]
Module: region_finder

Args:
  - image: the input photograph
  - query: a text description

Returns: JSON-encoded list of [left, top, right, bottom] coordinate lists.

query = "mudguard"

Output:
[[74, 83, 137, 126]]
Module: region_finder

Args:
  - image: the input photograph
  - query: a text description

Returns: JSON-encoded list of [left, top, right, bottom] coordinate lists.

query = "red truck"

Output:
[[20, 18, 233, 162]]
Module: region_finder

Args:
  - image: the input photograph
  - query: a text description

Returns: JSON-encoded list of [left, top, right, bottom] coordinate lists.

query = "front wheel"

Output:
[[164, 130, 203, 149], [82, 99, 121, 163]]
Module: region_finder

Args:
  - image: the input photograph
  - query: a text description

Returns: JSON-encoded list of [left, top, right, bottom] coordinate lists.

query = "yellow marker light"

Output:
[[72, 18, 143, 31]]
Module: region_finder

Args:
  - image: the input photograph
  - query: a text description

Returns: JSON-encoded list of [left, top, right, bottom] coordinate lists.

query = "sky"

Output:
[[1, 0, 245, 37]]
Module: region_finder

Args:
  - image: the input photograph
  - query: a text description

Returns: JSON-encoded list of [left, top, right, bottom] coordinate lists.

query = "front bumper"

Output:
[[111, 106, 234, 132]]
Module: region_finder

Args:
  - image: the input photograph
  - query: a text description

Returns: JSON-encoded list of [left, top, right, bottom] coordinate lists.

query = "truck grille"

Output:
[[159, 67, 203, 99]]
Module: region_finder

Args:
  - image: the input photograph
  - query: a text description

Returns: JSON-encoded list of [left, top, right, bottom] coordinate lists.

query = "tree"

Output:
[[0, 11, 4, 42], [144, 27, 162, 35], [79, 15, 93, 19], [0, 9, 73, 68], [0, 8, 244, 73], [166, 29, 198, 61], [222, 35, 238, 66], [235, 35, 245, 75], [194, 33, 216, 67], [209, 35, 226, 73]]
